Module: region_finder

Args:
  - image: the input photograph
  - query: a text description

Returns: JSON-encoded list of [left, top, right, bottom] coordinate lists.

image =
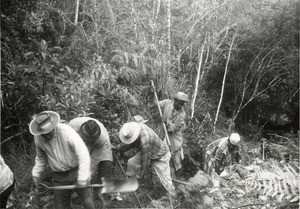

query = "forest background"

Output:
[[1, 0, 299, 207]]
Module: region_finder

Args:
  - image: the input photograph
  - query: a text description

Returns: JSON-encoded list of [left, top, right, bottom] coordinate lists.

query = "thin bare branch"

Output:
[[191, 43, 205, 119], [74, 0, 80, 26], [213, 30, 237, 132]]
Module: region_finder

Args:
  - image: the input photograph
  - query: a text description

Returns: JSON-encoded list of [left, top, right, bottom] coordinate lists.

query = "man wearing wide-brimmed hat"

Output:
[[29, 111, 95, 209], [157, 92, 189, 172], [113, 122, 175, 196], [204, 133, 242, 176], [69, 117, 113, 183]]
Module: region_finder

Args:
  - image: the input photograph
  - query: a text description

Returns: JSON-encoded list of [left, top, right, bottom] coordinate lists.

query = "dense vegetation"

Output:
[[1, 0, 299, 207]]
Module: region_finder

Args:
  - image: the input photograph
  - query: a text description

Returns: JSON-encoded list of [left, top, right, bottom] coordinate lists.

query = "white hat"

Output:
[[29, 111, 60, 135], [133, 115, 149, 124], [119, 122, 141, 144], [229, 133, 241, 145], [174, 92, 189, 102]]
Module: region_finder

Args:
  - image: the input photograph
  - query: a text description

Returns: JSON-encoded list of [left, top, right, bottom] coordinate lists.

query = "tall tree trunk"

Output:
[[213, 32, 236, 134], [191, 44, 205, 119], [74, 0, 80, 26], [167, 0, 171, 77], [105, 0, 115, 29], [131, 0, 137, 39]]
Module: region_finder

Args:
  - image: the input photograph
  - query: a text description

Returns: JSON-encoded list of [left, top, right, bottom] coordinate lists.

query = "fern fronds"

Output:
[[119, 66, 140, 81], [245, 163, 299, 203]]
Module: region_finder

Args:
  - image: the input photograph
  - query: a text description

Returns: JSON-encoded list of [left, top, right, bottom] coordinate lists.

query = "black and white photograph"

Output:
[[1, 0, 299, 208]]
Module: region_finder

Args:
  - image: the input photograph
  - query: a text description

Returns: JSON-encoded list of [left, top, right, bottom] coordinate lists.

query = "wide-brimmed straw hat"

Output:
[[29, 111, 60, 135], [132, 115, 149, 124], [229, 133, 241, 145], [174, 92, 189, 102], [79, 120, 101, 141], [119, 122, 141, 144]]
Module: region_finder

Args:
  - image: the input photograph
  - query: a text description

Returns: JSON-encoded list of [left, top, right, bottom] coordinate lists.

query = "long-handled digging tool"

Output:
[[39, 177, 139, 193], [39, 178, 138, 208], [150, 80, 174, 209], [113, 151, 143, 208], [150, 80, 171, 146]]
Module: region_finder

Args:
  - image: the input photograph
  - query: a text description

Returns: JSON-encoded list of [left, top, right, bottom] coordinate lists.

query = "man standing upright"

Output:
[[158, 92, 189, 172], [29, 111, 95, 209]]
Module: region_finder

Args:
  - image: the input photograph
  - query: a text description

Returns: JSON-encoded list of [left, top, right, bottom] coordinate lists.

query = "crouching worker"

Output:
[[69, 117, 113, 205], [113, 122, 176, 196], [204, 133, 241, 176], [69, 117, 113, 183], [29, 111, 95, 209]]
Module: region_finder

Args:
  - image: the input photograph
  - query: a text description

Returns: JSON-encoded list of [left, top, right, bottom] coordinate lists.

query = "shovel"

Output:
[[150, 80, 171, 146], [39, 177, 139, 194]]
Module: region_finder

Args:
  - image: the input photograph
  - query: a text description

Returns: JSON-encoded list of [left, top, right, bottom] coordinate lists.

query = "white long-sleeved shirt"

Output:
[[32, 123, 91, 182]]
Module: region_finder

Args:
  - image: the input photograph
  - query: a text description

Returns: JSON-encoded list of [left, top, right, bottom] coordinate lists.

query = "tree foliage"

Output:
[[1, 0, 298, 152]]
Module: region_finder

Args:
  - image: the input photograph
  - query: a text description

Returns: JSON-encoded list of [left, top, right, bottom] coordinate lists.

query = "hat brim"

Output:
[[174, 97, 189, 102], [79, 124, 101, 142], [119, 122, 141, 144], [133, 115, 149, 124], [29, 111, 60, 135]]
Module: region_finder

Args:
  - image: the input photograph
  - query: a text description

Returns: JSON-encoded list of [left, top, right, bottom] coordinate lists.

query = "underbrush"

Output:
[[3, 127, 299, 208]]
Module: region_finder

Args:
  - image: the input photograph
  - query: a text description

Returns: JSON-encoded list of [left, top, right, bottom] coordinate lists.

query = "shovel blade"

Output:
[[101, 177, 139, 194]]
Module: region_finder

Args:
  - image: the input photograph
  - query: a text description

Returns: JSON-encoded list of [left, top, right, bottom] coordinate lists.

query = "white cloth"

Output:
[[32, 123, 91, 182], [0, 155, 14, 194], [127, 151, 175, 195], [152, 151, 175, 195]]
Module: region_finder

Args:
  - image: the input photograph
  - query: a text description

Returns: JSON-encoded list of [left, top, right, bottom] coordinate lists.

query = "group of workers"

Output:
[[0, 91, 242, 209]]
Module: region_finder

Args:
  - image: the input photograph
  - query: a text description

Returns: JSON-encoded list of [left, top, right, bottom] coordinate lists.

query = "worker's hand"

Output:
[[33, 176, 41, 188], [77, 180, 89, 187], [112, 144, 121, 152], [161, 116, 167, 123], [167, 123, 176, 132]]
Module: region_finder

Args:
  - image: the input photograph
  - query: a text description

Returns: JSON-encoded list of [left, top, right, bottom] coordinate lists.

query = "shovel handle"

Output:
[[150, 80, 171, 146], [40, 183, 104, 190], [172, 178, 190, 185]]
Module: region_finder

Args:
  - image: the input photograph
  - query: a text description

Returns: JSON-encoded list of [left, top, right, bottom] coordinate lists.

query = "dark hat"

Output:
[[29, 111, 60, 135], [80, 120, 101, 141]]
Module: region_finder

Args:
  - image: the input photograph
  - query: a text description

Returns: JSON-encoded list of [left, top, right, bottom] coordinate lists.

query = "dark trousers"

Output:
[[52, 167, 95, 209], [97, 160, 112, 203], [0, 181, 14, 209], [98, 161, 112, 182]]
